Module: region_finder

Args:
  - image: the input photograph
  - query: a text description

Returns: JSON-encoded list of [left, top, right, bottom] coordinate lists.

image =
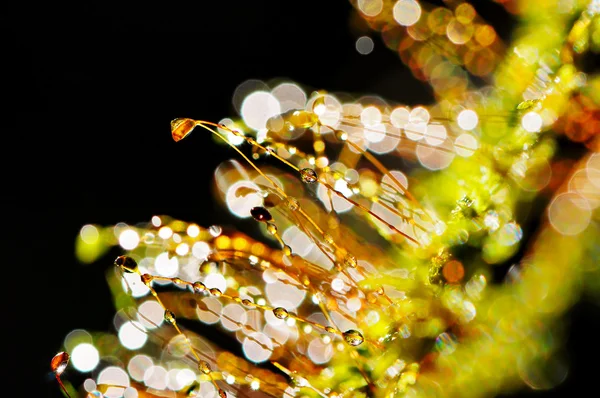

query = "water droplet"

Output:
[[325, 326, 337, 334], [171, 118, 196, 142], [516, 99, 539, 110], [209, 288, 222, 297], [250, 206, 272, 222], [193, 281, 206, 293], [172, 278, 183, 285], [141, 274, 153, 286], [323, 233, 335, 245], [290, 110, 319, 128], [312, 96, 325, 111], [334, 129, 348, 141], [300, 168, 318, 183], [51, 352, 69, 375], [343, 329, 364, 346], [198, 360, 211, 374], [287, 197, 300, 211], [164, 309, 176, 324], [266, 222, 278, 235], [343, 254, 357, 268], [291, 375, 308, 387], [114, 255, 138, 273], [442, 260, 465, 283], [273, 307, 289, 319], [301, 274, 311, 286], [376, 286, 384, 295], [208, 225, 222, 237], [283, 245, 293, 257], [242, 299, 253, 306], [218, 389, 227, 398]]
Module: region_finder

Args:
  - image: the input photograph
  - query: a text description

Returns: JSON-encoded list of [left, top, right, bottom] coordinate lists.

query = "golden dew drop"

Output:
[[300, 168, 318, 183], [141, 273, 153, 286], [209, 288, 222, 297], [193, 281, 206, 293], [312, 96, 326, 111], [266, 222, 278, 235], [50, 352, 69, 375], [334, 129, 348, 141], [344, 254, 358, 268], [51, 351, 72, 398], [171, 118, 196, 142], [273, 307, 289, 319], [325, 326, 337, 334], [289, 110, 319, 129], [250, 206, 273, 222], [343, 329, 365, 346], [114, 255, 138, 273], [164, 309, 176, 324], [198, 360, 211, 374]]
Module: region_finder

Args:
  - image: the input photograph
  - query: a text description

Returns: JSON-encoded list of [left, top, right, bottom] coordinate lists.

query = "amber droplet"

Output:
[[291, 375, 308, 387], [164, 309, 176, 324], [193, 281, 206, 293], [343, 329, 364, 346], [273, 307, 289, 319], [51, 352, 69, 375], [242, 299, 253, 306], [141, 274, 153, 286], [301, 274, 311, 286], [300, 168, 318, 183], [266, 222, 278, 235], [376, 285, 385, 295], [516, 99, 539, 110], [218, 389, 227, 398], [343, 254, 357, 268], [209, 288, 222, 297], [198, 360, 211, 374], [325, 326, 337, 334], [289, 110, 319, 128], [114, 255, 138, 273], [283, 245, 293, 257], [312, 96, 325, 111], [250, 206, 272, 222], [334, 129, 348, 141], [442, 260, 465, 283], [171, 118, 196, 142]]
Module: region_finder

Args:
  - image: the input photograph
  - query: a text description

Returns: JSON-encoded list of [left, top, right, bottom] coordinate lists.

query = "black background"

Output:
[[4, 1, 598, 397]]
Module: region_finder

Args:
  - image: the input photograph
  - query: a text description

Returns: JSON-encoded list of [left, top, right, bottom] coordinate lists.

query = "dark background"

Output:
[[4, 1, 597, 397]]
